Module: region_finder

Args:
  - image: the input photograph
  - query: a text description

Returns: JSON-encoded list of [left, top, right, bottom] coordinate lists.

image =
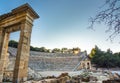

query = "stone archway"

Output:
[[0, 3, 39, 82]]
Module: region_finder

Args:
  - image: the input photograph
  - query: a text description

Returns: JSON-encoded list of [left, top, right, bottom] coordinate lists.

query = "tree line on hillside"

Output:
[[89, 45, 120, 69], [8, 40, 80, 53]]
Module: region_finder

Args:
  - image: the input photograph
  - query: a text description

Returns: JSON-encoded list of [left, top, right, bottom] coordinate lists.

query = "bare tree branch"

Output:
[[89, 0, 120, 40]]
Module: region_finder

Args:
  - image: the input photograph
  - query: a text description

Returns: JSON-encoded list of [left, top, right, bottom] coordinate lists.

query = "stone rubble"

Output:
[[24, 69, 115, 83]]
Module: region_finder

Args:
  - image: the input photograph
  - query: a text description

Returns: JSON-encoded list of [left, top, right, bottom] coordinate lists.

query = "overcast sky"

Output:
[[0, 0, 120, 53]]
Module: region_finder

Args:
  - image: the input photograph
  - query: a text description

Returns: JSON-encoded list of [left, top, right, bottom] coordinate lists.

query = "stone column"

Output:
[[0, 29, 4, 82], [0, 27, 3, 59], [4, 33, 10, 70], [13, 22, 32, 83], [89, 61, 92, 69], [0, 29, 3, 51], [0, 29, 10, 82]]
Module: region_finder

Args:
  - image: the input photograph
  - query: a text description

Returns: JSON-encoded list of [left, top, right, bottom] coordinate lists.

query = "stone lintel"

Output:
[[12, 3, 39, 19], [0, 3, 39, 30], [0, 3, 39, 21]]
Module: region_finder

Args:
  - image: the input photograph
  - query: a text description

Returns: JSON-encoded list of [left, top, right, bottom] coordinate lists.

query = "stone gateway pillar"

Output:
[[0, 4, 39, 83]]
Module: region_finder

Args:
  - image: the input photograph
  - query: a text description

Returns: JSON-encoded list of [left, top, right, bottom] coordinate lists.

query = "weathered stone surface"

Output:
[[8, 47, 91, 71], [0, 3, 39, 83], [113, 73, 120, 79]]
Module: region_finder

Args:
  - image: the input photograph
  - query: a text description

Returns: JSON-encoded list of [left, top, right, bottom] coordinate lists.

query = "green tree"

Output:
[[106, 48, 113, 55], [46, 49, 51, 53], [91, 45, 120, 68], [61, 48, 68, 53], [52, 48, 61, 53], [8, 40, 18, 48], [39, 47, 47, 52], [30, 46, 34, 51], [89, 48, 96, 58]]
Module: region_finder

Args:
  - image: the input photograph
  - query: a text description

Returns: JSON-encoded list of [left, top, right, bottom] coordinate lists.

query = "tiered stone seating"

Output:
[[29, 56, 81, 71], [8, 47, 87, 71]]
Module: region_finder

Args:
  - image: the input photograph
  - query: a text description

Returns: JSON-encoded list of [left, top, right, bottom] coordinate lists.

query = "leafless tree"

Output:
[[90, 0, 120, 41]]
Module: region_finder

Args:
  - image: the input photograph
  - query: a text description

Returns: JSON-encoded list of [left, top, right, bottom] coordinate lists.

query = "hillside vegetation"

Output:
[[90, 45, 120, 68], [8, 40, 80, 53]]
